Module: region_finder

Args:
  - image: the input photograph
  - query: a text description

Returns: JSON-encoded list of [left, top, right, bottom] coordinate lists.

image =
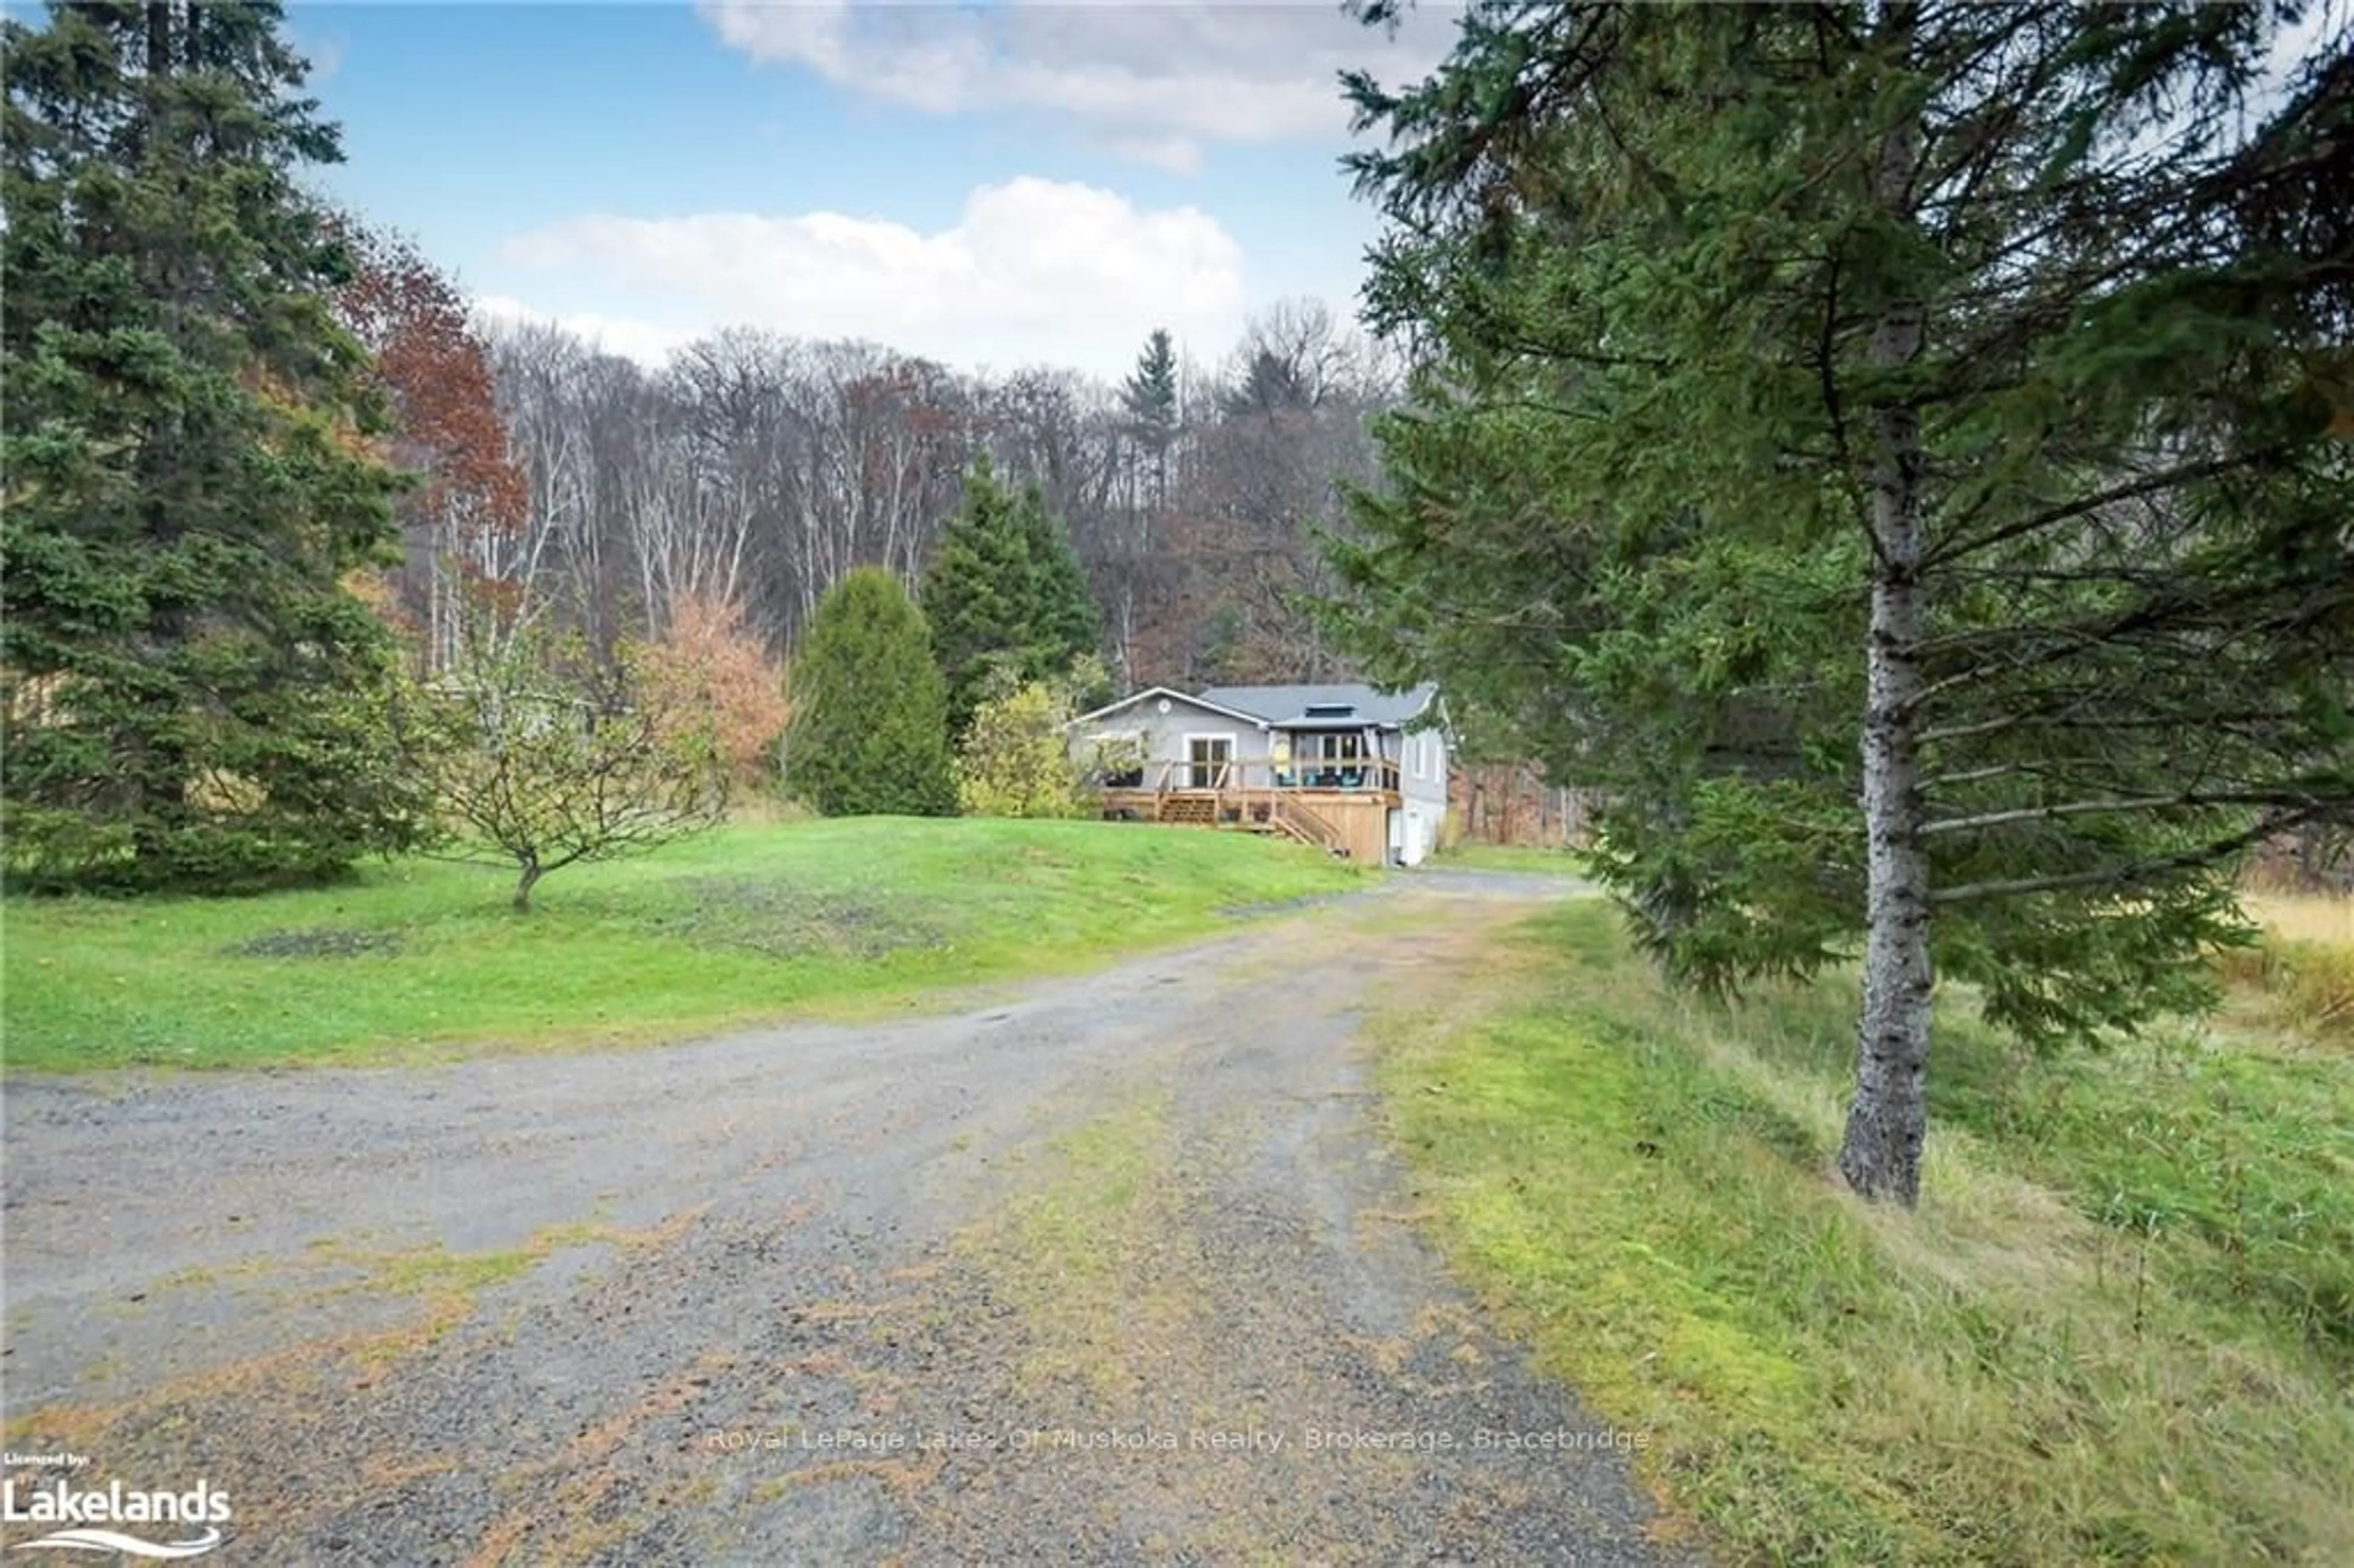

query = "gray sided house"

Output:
[[1067, 682, 1450, 866]]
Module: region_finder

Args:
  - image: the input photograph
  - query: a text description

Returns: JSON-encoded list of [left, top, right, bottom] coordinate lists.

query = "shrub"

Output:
[[958, 676, 1087, 819], [787, 568, 956, 817], [636, 591, 791, 788]]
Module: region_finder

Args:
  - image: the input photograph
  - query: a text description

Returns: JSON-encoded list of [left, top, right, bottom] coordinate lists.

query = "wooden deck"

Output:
[[1099, 761, 1400, 861]]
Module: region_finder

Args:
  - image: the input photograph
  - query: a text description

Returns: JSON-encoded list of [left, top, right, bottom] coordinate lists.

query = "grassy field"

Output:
[[2221, 892, 2354, 1046], [1376, 896, 2353, 1566], [2, 818, 1365, 1071], [1425, 840, 1590, 874]]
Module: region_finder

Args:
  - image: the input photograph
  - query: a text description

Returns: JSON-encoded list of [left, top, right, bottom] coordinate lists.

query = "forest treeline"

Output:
[[404, 297, 1396, 693]]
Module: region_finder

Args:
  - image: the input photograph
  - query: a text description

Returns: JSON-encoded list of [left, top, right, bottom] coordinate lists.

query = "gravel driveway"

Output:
[[2, 871, 1699, 1565]]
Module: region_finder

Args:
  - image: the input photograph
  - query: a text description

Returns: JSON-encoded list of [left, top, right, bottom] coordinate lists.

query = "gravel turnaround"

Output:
[[2, 871, 1701, 1566]]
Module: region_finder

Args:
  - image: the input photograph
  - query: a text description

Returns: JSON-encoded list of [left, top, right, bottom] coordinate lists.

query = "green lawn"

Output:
[[1376, 900, 2353, 1566], [2, 818, 1366, 1071]]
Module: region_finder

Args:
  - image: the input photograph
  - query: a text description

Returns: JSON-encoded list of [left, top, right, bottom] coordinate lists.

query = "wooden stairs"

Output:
[[1145, 790, 1351, 858], [1157, 793, 1219, 827], [1267, 797, 1347, 857]]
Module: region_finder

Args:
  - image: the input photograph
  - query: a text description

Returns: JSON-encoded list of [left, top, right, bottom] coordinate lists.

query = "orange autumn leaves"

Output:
[[634, 592, 792, 787]]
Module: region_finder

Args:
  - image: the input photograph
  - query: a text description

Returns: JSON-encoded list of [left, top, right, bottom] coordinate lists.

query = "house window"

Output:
[[1311, 733, 1365, 763], [1185, 735, 1234, 789]]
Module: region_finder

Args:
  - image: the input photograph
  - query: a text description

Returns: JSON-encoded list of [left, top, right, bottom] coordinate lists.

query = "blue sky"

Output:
[[281, 2, 1465, 380]]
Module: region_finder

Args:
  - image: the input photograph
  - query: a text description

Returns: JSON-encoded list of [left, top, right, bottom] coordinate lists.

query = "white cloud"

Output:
[[470, 293, 699, 370], [695, 0, 1458, 170], [493, 177, 1248, 378]]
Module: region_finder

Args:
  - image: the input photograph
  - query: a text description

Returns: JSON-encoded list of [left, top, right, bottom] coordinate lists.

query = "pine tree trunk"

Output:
[[1840, 489, 1933, 1205], [1838, 4, 1935, 1208]]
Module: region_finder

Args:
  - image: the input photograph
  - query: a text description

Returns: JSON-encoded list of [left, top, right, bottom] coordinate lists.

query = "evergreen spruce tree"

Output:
[[923, 455, 1102, 736], [1120, 328, 1180, 505], [1333, 1, 2353, 1203], [2, 0, 422, 890], [788, 568, 956, 817], [1019, 482, 1107, 707]]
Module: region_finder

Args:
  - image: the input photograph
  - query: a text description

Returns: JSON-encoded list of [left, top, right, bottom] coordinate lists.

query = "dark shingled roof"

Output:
[[1194, 683, 1438, 729]]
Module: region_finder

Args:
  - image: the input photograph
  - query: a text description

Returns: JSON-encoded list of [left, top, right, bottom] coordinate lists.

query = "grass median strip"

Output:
[[3, 817, 1365, 1071], [1376, 899, 2353, 1566], [1423, 843, 1590, 875]]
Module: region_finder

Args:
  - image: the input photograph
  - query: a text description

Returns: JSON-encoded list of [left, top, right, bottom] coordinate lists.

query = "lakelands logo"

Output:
[[1, 1474, 230, 1559]]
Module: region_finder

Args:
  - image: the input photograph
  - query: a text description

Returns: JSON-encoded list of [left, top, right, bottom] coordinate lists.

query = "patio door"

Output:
[[1187, 736, 1232, 789]]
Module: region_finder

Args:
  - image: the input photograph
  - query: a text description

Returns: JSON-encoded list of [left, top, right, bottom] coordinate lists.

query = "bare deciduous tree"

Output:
[[471, 305, 1400, 695]]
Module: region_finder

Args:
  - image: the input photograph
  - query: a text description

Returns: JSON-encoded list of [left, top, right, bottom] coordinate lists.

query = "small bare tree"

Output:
[[404, 622, 729, 911]]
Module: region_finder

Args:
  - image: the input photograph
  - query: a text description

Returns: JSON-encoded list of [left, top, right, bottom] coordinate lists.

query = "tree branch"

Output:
[[1931, 818, 2299, 904], [1919, 761, 2029, 790], [1922, 788, 2309, 837], [1922, 449, 2279, 570], [1919, 707, 2306, 747]]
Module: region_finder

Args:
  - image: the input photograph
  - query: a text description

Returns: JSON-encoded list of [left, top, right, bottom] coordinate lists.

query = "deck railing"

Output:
[[1099, 758, 1402, 796]]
